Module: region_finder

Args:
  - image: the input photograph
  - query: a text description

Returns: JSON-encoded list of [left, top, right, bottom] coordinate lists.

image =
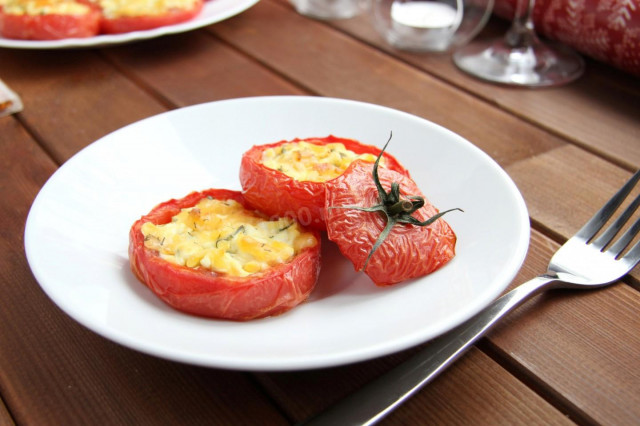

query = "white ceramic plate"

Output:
[[25, 96, 529, 371], [0, 0, 258, 49]]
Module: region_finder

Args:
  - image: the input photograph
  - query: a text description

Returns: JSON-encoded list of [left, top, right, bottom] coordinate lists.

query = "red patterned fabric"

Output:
[[493, 0, 640, 76]]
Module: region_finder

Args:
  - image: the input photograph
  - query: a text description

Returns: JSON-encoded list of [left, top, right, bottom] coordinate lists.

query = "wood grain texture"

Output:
[[507, 144, 640, 282], [0, 90, 287, 426], [101, 31, 308, 107], [486, 231, 640, 425], [259, 227, 639, 425], [0, 397, 15, 426], [508, 145, 631, 236], [259, 346, 573, 424], [209, 1, 564, 168], [0, 3, 638, 425], [0, 49, 166, 164], [329, 12, 640, 171]]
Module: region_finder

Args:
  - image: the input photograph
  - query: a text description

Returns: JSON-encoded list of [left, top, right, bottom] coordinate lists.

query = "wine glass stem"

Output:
[[504, 0, 539, 48]]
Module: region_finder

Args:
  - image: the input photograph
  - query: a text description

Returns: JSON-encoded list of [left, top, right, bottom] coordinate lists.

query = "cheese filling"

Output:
[[2, 0, 91, 15], [261, 140, 382, 182], [91, 0, 200, 18], [141, 198, 317, 277]]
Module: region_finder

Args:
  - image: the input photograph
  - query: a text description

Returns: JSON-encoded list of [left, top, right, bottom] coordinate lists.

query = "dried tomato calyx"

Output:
[[332, 133, 462, 272]]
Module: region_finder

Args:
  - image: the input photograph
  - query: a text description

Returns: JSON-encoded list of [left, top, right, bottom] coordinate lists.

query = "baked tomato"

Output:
[[239, 135, 410, 230], [92, 0, 204, 34], [0, 0, 100, 40], [129, 188, 321, 321], [324, 149, 459, 286]]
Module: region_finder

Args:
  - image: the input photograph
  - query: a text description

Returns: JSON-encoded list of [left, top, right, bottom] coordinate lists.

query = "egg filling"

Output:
[[2, 0, 91, 15], [141, 197, 317, 277], [91, 0, 200, 18], [261, 140, 382, 182]]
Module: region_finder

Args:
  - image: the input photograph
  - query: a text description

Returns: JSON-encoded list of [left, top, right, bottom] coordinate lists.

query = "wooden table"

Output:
[[1, 1, 639, 424]]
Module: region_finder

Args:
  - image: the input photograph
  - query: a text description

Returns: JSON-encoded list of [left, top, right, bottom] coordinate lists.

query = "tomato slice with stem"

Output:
[[325, 158, 458, 286]]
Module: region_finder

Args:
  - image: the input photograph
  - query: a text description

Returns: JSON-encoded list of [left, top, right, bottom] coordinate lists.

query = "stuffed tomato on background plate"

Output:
[[0, 1, 102, 40], [0, 0, 258, 48], [24, 96, 529, 371]]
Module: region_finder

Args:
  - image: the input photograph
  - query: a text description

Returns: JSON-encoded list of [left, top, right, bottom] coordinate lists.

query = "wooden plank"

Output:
[[509, 144, 631, 237], [207, 6, 639, 423], [328, 12, 640, 171], [497, 153, 640, 424], [0, 29, 308, 165], [237, 96, 639, 423], [258, 346, 573, 424], [0, 397, 15, 426], [0, 49, 166, 164], [507, 144, 640, 283], [209, 1, 564, 168], [486, 230, 640, 425], [260, 225, 639, 425], [1, 6, 636, 425], [0, 119, 287, 425], [101, 31, 307, 106]]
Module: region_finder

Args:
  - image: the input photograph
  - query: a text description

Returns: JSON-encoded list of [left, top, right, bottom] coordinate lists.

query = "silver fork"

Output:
[[302, 169, 640, 426]]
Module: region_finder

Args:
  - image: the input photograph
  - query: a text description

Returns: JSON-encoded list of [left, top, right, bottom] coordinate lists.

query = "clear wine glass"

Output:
[[452, 0, 584, 87]]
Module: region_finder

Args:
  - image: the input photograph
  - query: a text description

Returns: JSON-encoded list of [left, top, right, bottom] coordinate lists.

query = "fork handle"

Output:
[[301, 275, 558, 426]]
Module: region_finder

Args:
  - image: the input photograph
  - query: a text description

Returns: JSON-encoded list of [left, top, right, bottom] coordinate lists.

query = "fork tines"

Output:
[[578, 170, 640, 258]]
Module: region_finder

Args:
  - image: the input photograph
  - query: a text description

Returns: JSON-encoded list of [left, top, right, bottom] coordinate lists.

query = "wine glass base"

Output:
[[453, 38, 585, 87]]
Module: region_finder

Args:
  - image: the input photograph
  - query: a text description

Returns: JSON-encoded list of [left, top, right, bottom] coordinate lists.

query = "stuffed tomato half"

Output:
[[129, 189, 321, 321], [0, 0, 101, 40], [91, 0, 204, 34], [239, 136, 410, 230]]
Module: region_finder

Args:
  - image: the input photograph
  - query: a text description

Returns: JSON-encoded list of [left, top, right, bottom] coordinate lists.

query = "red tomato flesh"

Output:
[[129, 189, 322, 321], [0, 2, 100, 40], [324, 161, 457, 286], [239, 136, 411, 230]]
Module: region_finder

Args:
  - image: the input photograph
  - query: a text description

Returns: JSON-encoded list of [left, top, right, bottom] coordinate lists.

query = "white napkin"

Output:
[[0, 79, 23, 117]]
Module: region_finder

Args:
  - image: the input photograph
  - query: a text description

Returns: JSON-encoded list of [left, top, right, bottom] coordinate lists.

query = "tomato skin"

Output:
[[128, 189, 321, 321], [239, 136, 411, 230], [99, 0, 204, 34], [0, 4, 100, 40], [324, 161, 456, 286]]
